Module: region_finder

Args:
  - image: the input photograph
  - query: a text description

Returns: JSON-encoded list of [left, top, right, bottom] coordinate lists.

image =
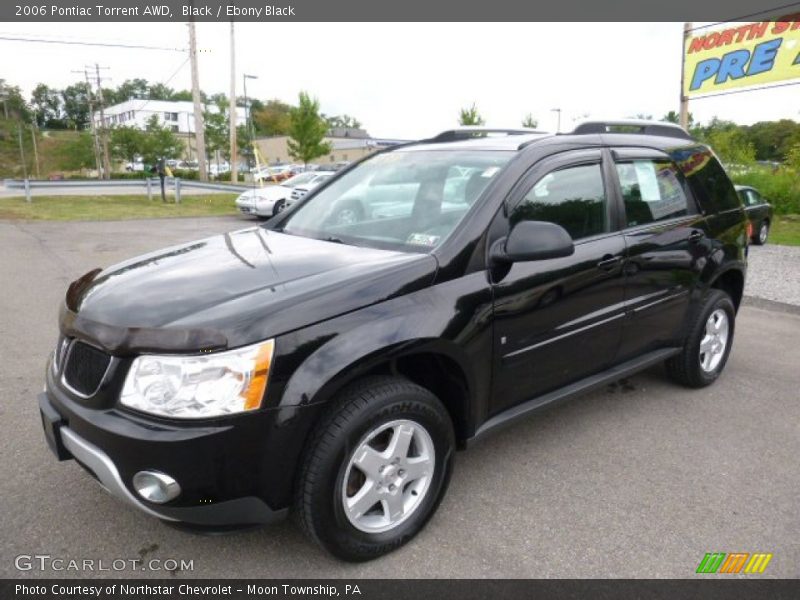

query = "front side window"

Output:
[[280, 150, 512, 252], [511, 163, 607, 240], [615, 159, 689, 227]]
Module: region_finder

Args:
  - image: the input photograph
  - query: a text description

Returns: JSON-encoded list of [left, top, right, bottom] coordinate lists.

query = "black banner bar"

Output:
[[3, 0, 799, 22], [3, 580, 800, 600]]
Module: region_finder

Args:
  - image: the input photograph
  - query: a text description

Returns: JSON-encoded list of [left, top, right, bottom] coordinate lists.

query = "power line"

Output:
[[0, 34, 185, 52], [688, 1, 800, 32]]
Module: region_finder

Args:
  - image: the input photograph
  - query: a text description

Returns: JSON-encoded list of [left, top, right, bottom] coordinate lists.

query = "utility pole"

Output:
[[188, 18, 208, 181], [74, 68, 102, 178], [228, 21, 238, 183], [91, 63, 112, 179], [17, 122, 28, 179], [31, 124, 41, 179], [679, 22, 692, 130]]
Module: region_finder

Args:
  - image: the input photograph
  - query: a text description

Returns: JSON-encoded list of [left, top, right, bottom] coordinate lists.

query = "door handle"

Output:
[[688, 230, 705, 243], [597, 255, 621, 271]]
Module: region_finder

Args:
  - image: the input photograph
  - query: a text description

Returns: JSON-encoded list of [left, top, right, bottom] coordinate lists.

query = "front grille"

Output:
[[63, 341, 111, 396]]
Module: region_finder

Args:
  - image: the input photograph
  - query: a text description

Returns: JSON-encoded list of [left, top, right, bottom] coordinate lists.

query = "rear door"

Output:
[[490, 149, 626, 415], [609, 148, 710, 361]]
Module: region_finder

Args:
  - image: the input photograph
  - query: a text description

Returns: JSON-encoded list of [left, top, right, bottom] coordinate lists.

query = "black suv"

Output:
[[39, 121, 747, 561]]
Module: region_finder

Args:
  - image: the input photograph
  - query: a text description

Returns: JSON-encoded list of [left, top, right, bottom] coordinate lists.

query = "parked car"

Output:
[[235, 172, 334, 217], [735, 185, 772, 245], [125, 159, 145, 172], [208, 162, 231, 178], [252, 164, 303, 183], [39, 121, 747, 562]]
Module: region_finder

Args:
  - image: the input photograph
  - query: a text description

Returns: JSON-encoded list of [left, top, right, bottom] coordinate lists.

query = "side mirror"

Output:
[[492, 221, 575, 263]]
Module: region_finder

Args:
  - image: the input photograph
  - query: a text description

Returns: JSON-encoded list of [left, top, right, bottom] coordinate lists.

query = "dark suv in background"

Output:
[[39, 121, 747, 561]]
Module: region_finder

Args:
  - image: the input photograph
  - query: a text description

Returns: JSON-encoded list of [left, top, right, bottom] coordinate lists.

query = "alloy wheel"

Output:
[[342, 419, 435, 533], [699, 308, 729, 372]]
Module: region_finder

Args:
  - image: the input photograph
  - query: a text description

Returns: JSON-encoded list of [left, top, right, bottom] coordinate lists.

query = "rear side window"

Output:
[[615, 159, 689, 227], [669, 146, 740, 213], [511, 163, 607, 240]]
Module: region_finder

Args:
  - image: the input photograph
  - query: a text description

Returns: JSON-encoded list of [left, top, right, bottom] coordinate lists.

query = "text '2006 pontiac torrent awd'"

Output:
[[40, 121, 748, 561]]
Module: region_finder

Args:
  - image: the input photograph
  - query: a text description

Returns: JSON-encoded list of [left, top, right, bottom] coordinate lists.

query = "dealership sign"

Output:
[[684, 18, 800, 96]]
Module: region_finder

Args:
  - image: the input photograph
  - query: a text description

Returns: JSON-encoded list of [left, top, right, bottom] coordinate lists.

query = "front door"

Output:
[[490, 150, 626, 416]]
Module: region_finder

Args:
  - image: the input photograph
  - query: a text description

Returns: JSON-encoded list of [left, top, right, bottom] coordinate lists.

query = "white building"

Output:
[[94, 99, 246, 133]]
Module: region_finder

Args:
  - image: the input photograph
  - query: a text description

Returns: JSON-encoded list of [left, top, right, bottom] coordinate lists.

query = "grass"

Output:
[[0, 194, 239, 221], [769, 215, 800, 246]]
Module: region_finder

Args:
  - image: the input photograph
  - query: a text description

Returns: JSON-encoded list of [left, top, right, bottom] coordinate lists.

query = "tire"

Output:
[[272, 199, 286, 217], [666, 289, 736, 388], [752, 220, 769, 245], [294, 375, 455, 562]]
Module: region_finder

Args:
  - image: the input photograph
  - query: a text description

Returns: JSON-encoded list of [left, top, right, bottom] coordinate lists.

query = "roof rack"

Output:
[[571, 120, 693, 141], [427, 127, 545, 143]]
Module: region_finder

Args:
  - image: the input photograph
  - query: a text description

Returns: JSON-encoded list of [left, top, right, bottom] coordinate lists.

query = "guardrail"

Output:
[[3, 178, 250, 203]]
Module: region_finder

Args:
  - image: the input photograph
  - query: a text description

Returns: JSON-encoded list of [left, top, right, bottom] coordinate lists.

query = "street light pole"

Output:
[[551, 108, 562, 133], [243, 73, 257, 169]]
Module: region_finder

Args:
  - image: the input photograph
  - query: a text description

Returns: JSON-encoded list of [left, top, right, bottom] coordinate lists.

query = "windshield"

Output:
[[279, 149, 512, 252], [282, 172, 317, 187]]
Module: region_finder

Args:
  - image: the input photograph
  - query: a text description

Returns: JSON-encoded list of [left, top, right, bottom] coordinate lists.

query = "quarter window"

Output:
[[512, 163, 607, 239], [615, 159, 689, 227]]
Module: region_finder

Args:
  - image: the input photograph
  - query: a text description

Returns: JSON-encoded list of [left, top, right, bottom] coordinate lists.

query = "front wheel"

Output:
[[272, 199, 286, 217], [294, 376, 454, 562], [666, 289, 736, 388]]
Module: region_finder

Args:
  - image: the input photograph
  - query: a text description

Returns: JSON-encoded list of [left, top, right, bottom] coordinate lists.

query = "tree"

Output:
[[705, 127, 756, 166], [521, 114, 538, 128], [0, 79, 32, 122], [110, 78, 149, 104], [661, 111, 694, 127], [61, 83, 92, 129], [110, 125, 144, 164], [459, 103, 485, 126], [785, 141, 800, 171], [30, 84, 63, 128], [140, 115, 183, 163], [287, 92, 332, 165], [326, 114, 362, 129], [253, 99, 292, 136], [148, 83, 176, 101], [58, 132, 97, 171], [204, 101, 230, 162]]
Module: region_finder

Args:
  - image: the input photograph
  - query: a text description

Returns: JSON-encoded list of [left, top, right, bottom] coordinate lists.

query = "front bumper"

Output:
[[38, 379, 320, 526]]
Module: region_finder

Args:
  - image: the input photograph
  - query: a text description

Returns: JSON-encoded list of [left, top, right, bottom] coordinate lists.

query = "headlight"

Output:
[[120, 340, 274, 418]]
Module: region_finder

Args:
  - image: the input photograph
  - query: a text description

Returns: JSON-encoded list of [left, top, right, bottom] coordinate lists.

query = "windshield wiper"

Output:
[[323, 236, 344, 244]]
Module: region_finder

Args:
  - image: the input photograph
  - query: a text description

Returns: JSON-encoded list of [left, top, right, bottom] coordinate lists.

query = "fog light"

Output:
[[132, 471, 180, 504]]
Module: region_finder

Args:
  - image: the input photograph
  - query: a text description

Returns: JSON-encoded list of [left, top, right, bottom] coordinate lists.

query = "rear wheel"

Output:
[[752, 220, 769, 245], [294, 376, 454, 562], [666, 289, 735, 388]]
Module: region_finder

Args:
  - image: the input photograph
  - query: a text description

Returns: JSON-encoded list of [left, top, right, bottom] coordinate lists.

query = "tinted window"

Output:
[[615, 159, 689, 226], [746, 190, 762, 206], [669, 146, 740, 212], [512, 163, 607, 239]]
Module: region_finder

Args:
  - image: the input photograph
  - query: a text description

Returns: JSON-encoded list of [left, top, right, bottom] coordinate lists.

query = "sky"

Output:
[[1, 21, 798, 138]]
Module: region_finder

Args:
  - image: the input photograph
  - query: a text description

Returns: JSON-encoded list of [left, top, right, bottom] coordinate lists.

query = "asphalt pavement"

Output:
[[1, 216, 798, 578]]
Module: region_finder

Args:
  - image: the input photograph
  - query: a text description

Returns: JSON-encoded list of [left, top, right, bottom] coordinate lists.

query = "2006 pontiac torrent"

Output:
[[40, 121, 748, 561]]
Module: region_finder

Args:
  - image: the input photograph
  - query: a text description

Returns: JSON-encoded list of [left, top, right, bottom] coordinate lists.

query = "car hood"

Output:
[[236, 186, 290, 203], [63, 228, 436, 353]]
